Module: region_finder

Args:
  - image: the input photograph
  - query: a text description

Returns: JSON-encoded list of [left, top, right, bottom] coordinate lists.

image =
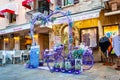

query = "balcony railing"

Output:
[[25, 7, 53, 21]]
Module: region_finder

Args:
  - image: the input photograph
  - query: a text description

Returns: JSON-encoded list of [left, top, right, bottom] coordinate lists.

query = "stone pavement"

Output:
[[0, 63, 120, 80]]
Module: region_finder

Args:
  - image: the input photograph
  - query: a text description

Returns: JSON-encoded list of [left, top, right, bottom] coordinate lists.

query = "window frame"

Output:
[[79, 27, 99, 49], [62, 0, 74, 7], [103, 24, 119, 38], [9, 13, 16, 23]]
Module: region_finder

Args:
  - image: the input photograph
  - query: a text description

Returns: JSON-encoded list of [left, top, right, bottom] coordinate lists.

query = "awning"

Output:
[[0, 23, 52, 35], [0, 9, 15, 14], [53, 9, 101, 24], [0, 11, 5, 18], [22, 0, 33, 9], [0, 23, 30, 35], [0, 3, 18, 18], [104, 10, 120, 16]]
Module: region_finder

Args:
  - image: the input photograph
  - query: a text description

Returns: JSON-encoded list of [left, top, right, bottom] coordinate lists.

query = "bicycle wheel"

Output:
[[82, 54, 94, 71], [46, 55, 56, 72], [47, 55, 65, 72]]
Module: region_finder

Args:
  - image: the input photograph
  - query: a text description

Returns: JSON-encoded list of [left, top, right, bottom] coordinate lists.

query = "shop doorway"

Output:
[[0, 37, 4, 50], [39, 33, 49, 51], [43, 34, 49, 49]]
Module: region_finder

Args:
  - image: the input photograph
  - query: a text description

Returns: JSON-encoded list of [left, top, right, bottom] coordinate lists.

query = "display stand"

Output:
[[27, 10, 94, 74]]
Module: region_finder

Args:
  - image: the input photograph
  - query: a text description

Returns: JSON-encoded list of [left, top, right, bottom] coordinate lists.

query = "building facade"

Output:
[[0, 0, 51, 55], [49, 0, 120, 61], [0, 0, 120, 61], [48, 0, 103, 61]]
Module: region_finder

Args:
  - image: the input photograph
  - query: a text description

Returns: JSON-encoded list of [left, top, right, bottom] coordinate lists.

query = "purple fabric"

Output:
[[113, 35, 120, 57]]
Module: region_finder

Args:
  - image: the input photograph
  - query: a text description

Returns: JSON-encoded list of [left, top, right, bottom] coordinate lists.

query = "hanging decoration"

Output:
[[28, 9, 94, 74], [22, 0, 33, 9], [47, 0, 54, 4]]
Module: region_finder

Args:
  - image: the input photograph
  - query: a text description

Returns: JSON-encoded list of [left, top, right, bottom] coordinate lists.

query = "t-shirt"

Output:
[[112, 35, 120, 57]]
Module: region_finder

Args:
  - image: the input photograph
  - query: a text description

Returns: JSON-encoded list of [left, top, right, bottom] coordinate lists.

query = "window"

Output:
[[38, 0, 49, 15], [55, 0, 79, 8], [62, 0, 74, 6], [103, 25, 119, 38], [9, 14, 16, 23], [80, 27, 98, 48], [9, 0, 14, 1]]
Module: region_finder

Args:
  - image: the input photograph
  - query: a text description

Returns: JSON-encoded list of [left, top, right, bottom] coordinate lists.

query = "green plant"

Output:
[[65, 61, 72, 70], [54, 63, 60, 68], [72, 49, 84, 59]]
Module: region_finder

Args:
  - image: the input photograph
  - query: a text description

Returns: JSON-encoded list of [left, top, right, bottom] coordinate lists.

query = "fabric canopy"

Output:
[[22, 0, 33, 9], [0, 11, 5, 18], [47, 0, 54, 4], [1, 9, 15, 14], [0, 3, 18, 18]]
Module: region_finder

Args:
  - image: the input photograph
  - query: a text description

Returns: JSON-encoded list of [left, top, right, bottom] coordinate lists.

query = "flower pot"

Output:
[[67, 69, 74, 74], [74, 70, 81, 74], [61, 68, 66, 73], [54, 67, 61, 72], [68, 69, 72, 73], [39, 61, 44, 66]]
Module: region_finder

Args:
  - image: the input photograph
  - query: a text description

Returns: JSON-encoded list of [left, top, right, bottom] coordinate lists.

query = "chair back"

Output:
[[23, 50, 29, 55], [0, 53, 3, 59], [13, 50, 21, 57]]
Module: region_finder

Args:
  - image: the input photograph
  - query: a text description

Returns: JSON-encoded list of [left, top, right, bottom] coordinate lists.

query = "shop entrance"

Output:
[[42, 33, 49, 50], [38, 33, 49, 51]]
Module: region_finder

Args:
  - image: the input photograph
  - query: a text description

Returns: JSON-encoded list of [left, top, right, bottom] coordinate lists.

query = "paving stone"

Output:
[[0, 63, 120, 80]]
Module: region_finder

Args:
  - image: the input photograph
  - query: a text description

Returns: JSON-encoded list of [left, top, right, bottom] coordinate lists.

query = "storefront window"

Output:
[[62, 0, 74, 6], [9, 13, 16, 23], [103, 25, 119, 38], [80, 27, 98, 48]]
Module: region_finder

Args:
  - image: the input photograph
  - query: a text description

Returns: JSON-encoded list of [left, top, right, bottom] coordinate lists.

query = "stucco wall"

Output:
[[0, 0, 30, 29], [50, 0, 102, 17]]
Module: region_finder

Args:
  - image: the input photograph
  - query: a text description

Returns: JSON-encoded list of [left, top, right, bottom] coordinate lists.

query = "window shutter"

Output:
[[57, 0, 62, 7], [74, 0, 79, 4]]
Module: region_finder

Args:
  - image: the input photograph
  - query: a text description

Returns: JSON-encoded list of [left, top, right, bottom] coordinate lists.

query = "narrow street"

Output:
[[0, 63, 120, 80]]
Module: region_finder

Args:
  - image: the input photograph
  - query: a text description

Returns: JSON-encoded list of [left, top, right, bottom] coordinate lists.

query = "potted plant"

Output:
[[61, 62, 66, 73], [54, 63, 61, 72], [39, 59, 44, 66], [74, 59, 82, 74], [65, 60, 73, 73]]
